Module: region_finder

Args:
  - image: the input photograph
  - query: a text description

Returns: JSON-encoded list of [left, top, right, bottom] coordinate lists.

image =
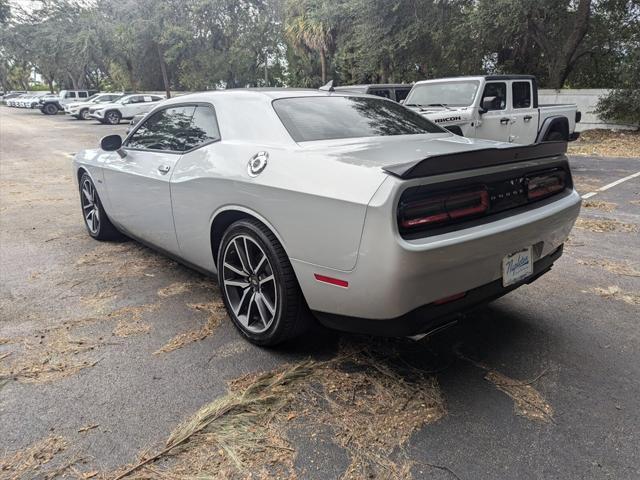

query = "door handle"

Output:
[[158, 165, 171, 174], [500, 117, 510, 125], [524, 115, 532, 122]]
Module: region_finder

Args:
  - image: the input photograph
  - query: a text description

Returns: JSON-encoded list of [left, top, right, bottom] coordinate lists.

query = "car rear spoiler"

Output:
[[382, 141, 567, 179]]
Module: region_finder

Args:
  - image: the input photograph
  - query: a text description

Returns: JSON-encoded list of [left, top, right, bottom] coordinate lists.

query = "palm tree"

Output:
[[285, 10, 333, 84]]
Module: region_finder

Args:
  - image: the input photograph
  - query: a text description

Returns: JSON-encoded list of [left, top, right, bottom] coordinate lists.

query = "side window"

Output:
[[512, 81, 532, 109], [368, 89, 392, 99], [65, 92, 76, 99], [151, 96, 163, 102], [126, 106, 196, 152], [394, 88, 411, 102], [143, 96, 153, 102], [184, 106, 221, 150], [78, 91, 88, 98], [481, 82, 506, 111]]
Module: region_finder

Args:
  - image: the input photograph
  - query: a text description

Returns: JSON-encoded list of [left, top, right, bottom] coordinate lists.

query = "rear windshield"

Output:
[[272, 96, 444, 142]]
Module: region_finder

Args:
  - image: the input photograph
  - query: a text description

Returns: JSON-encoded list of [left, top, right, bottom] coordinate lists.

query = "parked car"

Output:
[[19, 93, 48, 108], [73, 89, 580, 346], [88, 94, 164, 124], [64, 93, 125, 120], [403, 75, 581, 144], [334, 83, 412, 103], [5, 93, 28, 107], [39, 89, 99, 115], [1, 91, 27, 105]]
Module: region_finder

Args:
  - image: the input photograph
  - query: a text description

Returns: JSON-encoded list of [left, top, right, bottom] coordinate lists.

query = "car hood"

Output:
[[297, 133, 507, 171], [90, 102, 122, 110], [69, 101, 97, 109], [406, 106, 474, 126]]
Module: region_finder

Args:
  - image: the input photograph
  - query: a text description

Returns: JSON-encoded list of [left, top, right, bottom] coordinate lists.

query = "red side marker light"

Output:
[[314, 274, 349, 288]]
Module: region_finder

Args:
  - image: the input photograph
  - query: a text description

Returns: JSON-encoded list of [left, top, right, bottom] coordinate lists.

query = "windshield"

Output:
[[273, 96, 444, 142], [405, 81, 480, 107], [87, 94, 100, 102]]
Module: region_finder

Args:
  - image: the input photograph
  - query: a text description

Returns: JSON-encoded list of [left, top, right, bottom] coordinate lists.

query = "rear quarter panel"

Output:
[[170, 142, 388, 272]]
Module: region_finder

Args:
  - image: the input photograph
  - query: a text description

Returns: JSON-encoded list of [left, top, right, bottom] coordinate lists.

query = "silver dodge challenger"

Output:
[[73, 89, 581, 345]]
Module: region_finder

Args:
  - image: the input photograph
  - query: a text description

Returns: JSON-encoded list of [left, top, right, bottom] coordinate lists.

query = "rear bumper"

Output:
[[292, 182, 581, 320], [314, 244, 563, 336]]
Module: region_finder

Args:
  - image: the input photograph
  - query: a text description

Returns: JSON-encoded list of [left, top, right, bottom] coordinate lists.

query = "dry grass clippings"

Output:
[[568, 129, 640, 158], [593, 286, 640, 305], [76, 242, 175, 279], [0, 326, 105, 384], [153, 301, 226, 354], [577, 258, 640, 277], [157, 282, 192, 298], [582, 200, 617, 212], [0, 436, 67, 479], [574, 217, 638, 233], [113, 345, 446, 480], [485, 371, 554, 423], [109, 304, 158, 338]]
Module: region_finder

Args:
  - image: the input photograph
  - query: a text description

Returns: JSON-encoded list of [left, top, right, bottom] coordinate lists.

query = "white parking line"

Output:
[[581, 171, 640, 199]]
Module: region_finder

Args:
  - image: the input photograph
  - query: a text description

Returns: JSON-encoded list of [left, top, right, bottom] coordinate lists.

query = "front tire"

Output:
[[104, 110, 121, 125], [79, 108, 90, 120], [42, 103, 58, 115], [217, 219, 309, 346], [79, 172, 121, 241]]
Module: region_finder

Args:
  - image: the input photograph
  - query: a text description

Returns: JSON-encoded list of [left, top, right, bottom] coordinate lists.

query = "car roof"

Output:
[[334, 84, 412, 89], [414, 75, 536, 85], [161, 88, 375, 106]]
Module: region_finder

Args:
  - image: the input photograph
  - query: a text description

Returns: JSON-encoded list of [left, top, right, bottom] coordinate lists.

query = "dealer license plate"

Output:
[[502, 247, 533, 287]]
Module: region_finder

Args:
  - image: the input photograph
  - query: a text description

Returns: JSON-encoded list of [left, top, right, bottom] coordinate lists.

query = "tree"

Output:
[[285, 0, 335, 84]]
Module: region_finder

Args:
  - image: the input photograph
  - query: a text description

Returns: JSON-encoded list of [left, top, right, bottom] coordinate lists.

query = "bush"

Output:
[[595, 89, 640, 126]]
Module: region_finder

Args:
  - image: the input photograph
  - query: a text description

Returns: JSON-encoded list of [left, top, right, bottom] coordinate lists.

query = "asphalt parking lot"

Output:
[[1, 107, 639, 479]]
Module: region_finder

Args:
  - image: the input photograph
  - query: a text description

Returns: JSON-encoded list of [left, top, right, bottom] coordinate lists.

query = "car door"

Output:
[[474, 81, 511, 142], [102, 105, 197, 253], [120, 95, 146, 118], [508, 80, 539, 144]]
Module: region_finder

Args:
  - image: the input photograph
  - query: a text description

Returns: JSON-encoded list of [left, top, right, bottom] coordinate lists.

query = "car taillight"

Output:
[[526, 171, 566, 200], [399, 187, 489, 229]]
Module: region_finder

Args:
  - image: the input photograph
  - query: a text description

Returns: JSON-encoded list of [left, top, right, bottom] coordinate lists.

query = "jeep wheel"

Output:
[[104, 110, 121, 125], [42, 103, 58, 115]]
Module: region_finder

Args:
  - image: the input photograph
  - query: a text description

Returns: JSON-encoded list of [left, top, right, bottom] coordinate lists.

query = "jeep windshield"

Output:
[[273, 96, 444, 142], [405, 80, 480, 108]]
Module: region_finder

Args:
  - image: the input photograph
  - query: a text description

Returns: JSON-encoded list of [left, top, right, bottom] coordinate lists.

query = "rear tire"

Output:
[[42, 103, 58, 115], [79, 172, 121, 241], [104, 110, 121, 125], [217, 219, 310, 346]]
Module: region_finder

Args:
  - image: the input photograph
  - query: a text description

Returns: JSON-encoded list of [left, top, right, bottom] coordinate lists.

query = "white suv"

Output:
[[88, 94, 164, 124], [64, 93, 125, 120], [39, 90, 98, 115]]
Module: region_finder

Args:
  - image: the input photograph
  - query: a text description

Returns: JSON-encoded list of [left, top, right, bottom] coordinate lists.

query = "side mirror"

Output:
[[101, 134, 122, 151], [480, 96, 497, 114]]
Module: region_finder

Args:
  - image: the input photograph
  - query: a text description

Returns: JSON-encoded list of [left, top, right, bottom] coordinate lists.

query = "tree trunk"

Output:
[[264, 52, 268, 86], [319, 47, 327, 84], [157, 43, 171, 99], [547, 0, 592, 89], [68, 72, 78, 90]]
